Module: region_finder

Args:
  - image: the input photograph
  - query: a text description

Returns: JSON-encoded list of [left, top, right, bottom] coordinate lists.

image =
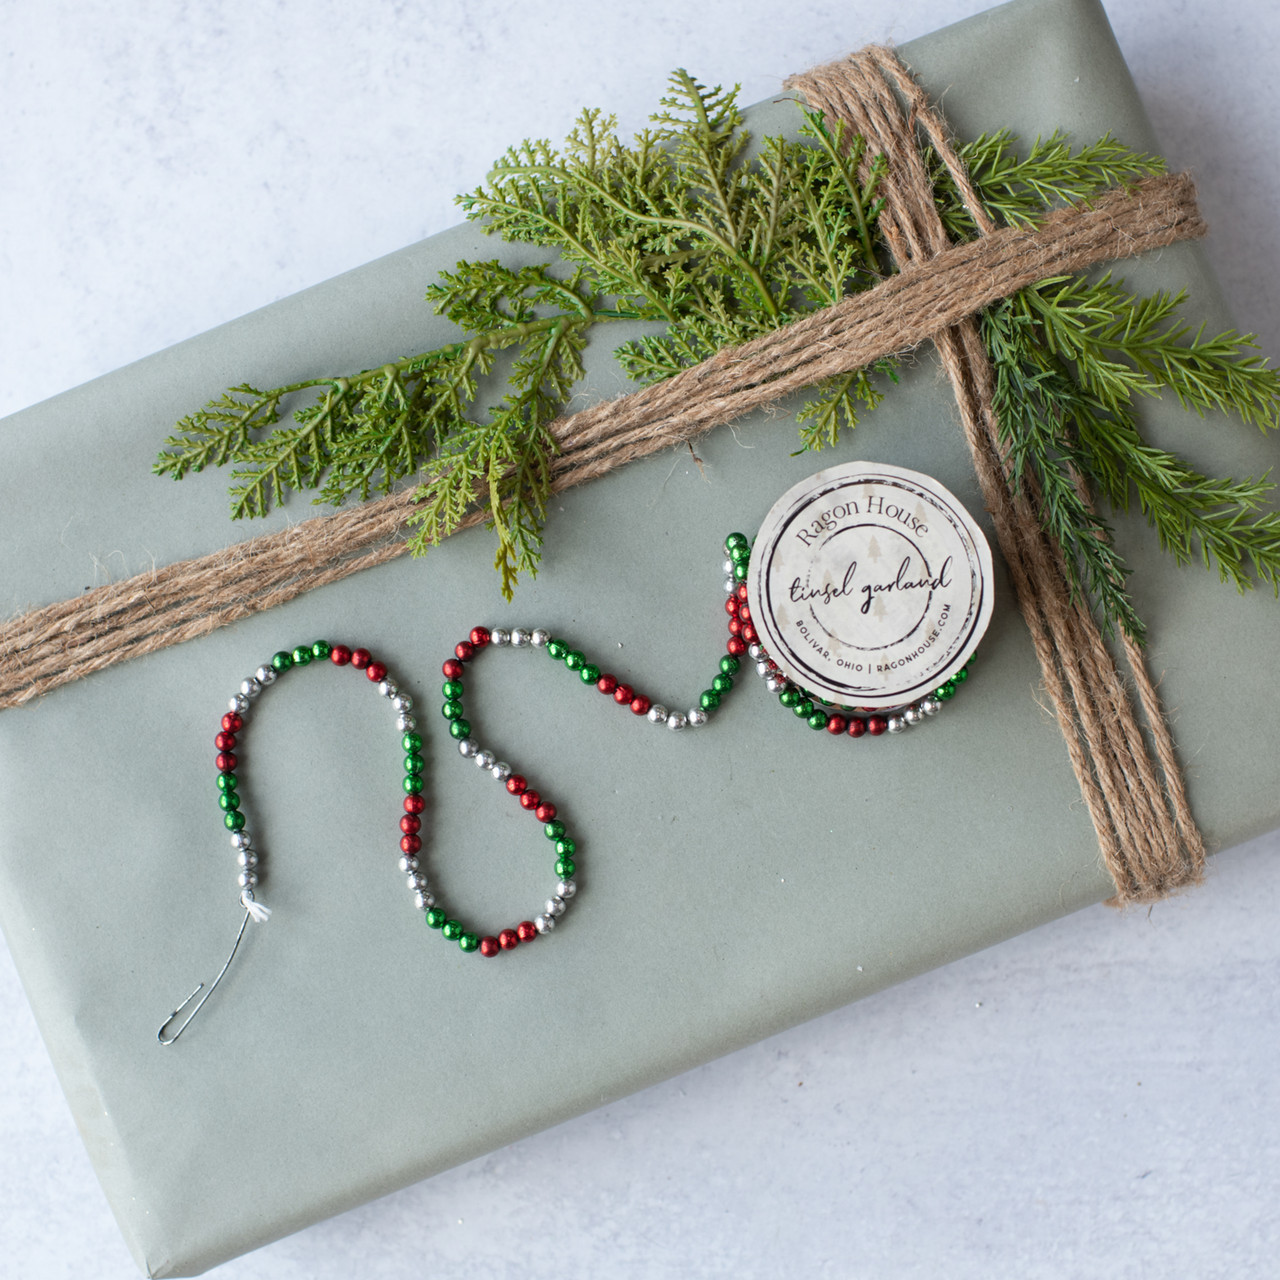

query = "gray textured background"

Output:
[[2, 0, 1278, 1277]]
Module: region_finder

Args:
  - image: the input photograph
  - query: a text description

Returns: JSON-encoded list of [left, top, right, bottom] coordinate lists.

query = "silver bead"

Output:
[[237, 850, 259, 869], [407, 873, 427, 892], [491, 628, 511, 647], [458, 738, 478, 758], [413, 890, 435, 911], [756, 660, 772, 677], [398, 855, 420, 874], [904, 705, 923, 725], [666, 711, 688, 731], [231, 831, 253, 850], [765, 674, 787, 693], [534, 913, 556, 934], [396, 713, 417, 733], [748, 643, 765, 661], [511, 627, 531, 647], [240, 676, 262, 699], [237, 870, 259, 889], [687, 707, 708, 727], [723, 557, 736, 576], [255, 665, 277, 686], [391, 693, 414, 713], [545, 895, 566, 917], [229, 693, 250, 714], [556, 879, 577, 900], [921, 697, 941, 716], [723, 576, 738, 596], [491, 761, 512, 782], [378, 679, 399, 699], [530, 628, 551, 648], [887, 715, 907, 734], [474, 749, 496, 770], [647, 704, 668, 724]]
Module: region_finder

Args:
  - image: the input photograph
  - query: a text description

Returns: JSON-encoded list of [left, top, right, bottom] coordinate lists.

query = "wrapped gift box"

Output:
[[1, 0, 1277, 1274]]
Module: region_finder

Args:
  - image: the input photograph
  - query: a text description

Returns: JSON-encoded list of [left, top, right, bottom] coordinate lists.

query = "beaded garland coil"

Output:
[[162, 533, 976, 1042]]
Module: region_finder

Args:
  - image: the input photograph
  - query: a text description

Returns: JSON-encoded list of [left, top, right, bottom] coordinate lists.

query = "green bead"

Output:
[[402, 732, 422, 753], [779, 687, 800, 708], [441, 680, 464, 700], [936, 683, 955, 701], [224, 810, 245, 831], [271, 650, 293, 672], [311, 640, 331, 661], [442, 700, 464, 721], [725, 532, 749, 551], [555, 857, 576, 879], [403, 774, 425, 794], [544, 819, 567, 840], [719, 655, 740, 676], [733, 561, 749, 582], [794, 699, 814, 718], [729, 542, 750, 564], [807, 710, 828, 730], [449, 719, 471, 739], [216, 773, 238, 793], [954, 666, 969, 683], [458, 932, 479, 953], [700, 690, 721, 711], [712, 673, 734, 695], [441, 919, 462, 941], [218, 791, 240, 811], [291, 645, 312, 666], [556, 837, 577, 858], [580, 663, 601, 684], [425, 907, 446, 930], [564, 649, 585, 671], [547, 639, 567, 660], [403, 753, 424, 775]]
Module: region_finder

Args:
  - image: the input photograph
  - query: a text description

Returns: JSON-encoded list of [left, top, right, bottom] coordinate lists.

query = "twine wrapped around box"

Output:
[[0, 47, 1210, 901]]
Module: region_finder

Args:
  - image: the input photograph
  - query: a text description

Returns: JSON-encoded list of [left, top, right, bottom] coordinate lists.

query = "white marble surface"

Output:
[[2, 0, 1279, 1275]]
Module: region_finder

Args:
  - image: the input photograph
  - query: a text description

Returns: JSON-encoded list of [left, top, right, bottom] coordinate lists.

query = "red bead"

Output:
[[519, 790, 540, 811], [535, 802, 556, 823], [479, 936, 501, 958], [738, 602, 751, 622], [867, 715, 888, 736], [517, 920, 538, 942], [727, 636, 747, 657], [404, 794, 426, 814], [442, 658, 464, 680], [826, 714, 848, 735], [847, 718, 867, 738], [498, 928, 519, 950], [400, 814, 421, 835], [741, 623, 758, 645], [221, 712, 243, 733], [350, 648, 372, 669], [725, 596, 739, 616], [597, 673, 618, 695], [455, 640, 476, 662], [215, 730, 236, 751], [365, 660, 388, 682], [506, 775, 527, 795], [216, 752, 237, 772], [400, 833, 422, 855], [728, 616, 743, 636], [613, 683, 634, 705], [736, 583, 748, 602], [330, 644, 352, 666], [469, 626, 491, 648], [630, 695, 651, 716]]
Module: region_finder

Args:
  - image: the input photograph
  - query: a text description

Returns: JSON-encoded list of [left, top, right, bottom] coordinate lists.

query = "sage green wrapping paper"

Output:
[[1, 0, 1277, 1273]]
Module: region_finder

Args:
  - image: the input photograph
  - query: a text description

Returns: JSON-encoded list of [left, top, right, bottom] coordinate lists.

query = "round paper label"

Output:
[[747, 461, 994, 710]]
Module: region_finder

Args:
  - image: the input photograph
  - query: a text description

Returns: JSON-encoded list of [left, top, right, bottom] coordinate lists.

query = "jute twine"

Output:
[[0, 48, 1207, 899]]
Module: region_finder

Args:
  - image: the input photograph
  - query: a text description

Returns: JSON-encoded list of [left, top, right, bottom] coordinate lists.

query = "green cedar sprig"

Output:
[[154, 72, 1280, 634]]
